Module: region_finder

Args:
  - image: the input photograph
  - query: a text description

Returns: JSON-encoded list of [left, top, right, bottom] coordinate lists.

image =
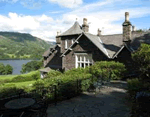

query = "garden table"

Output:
[[4, 98, 35, 109]]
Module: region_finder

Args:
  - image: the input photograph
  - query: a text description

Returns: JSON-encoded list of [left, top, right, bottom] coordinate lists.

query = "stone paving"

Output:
[[46, 80, 131, 117]]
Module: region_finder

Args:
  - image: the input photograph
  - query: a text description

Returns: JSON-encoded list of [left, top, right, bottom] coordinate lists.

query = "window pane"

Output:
[[89, 63, 92, 66], [78, 56, 80, 61], [86, 56, 88, 62], [85, 63, 88, 66], [80, 56, 84, 61], [81, 63, 84, 68], [78, 63, 80, 68]]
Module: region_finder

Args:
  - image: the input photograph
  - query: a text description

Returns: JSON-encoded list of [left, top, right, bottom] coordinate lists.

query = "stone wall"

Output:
[[63, 35, 108, 70]]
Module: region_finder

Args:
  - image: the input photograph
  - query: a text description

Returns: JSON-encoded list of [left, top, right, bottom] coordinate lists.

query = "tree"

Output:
[[0, 63, 5, 75], [20, 60, 43, 74], [4, 64, 13, 74], [0, 63, 13, 75], [132, 43, 150, 82]]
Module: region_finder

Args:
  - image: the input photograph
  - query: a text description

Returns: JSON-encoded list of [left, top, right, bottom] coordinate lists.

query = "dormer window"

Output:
[[65, 39, 68, 49]]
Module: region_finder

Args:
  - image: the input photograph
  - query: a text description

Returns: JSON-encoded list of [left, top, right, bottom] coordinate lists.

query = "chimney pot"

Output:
[[125, 12, 129, 21], [82, 18, 89, 32], [57, 31, 61, 36], [83, 18, 87, 25], [132, 25, 136, 31], [97, 28, 101, 36]]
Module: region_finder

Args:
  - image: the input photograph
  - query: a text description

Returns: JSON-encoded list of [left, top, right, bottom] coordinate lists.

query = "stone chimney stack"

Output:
[[122, 12, 132, 42], [56, 31, 61, 44], [82, 18, 89, 32], [97, 28, 101, 36], [132, 25, 136, 32]]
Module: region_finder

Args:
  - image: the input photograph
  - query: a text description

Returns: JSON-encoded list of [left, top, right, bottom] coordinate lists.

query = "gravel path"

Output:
[[47, 80, 131, 117]]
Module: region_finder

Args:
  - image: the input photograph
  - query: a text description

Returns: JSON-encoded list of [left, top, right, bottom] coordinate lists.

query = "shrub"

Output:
[[0, 63, 13, 75], [0, 85, 26, 98], [90, 61, 126, 80], [45, 70, 62, 79], [21, 60, 42, 74], [11, 71, 40, 82]]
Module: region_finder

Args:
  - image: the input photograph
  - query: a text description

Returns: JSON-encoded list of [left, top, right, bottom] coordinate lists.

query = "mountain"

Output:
[[0, 31, 55, 59]]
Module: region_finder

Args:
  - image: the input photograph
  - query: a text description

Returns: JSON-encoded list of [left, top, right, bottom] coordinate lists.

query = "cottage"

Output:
[[40, 12, 150, 78]]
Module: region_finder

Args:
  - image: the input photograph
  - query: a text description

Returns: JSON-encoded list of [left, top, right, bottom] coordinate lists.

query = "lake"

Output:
[[0, 60, 34, 75]]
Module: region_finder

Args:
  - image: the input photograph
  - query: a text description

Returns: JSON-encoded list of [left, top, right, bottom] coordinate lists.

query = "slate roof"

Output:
[[58, 21, 83, 37], [42, 44, 60, 57], [100, 34, 123, 58], [61, 32, 110, 58], [42, 49, 51, 57], [131, 31, 150, 50], [39, 67, 51, 73], [84, 33, 110, 58]]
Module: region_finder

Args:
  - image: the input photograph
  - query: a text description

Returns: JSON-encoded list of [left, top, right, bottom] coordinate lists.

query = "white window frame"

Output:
[[65, 39, 68, 49], [75, 53, 93, 68], [72, 39, 74, 44]]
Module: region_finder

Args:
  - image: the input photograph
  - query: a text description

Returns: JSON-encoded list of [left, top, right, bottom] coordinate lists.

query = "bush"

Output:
[[90, 61, 126, 80], [0, 86, 26, 98], [0, 63, 13, 75], [21, 60, 42, 74], [45, 70, 62, 79], [11, 71, 40, 82]]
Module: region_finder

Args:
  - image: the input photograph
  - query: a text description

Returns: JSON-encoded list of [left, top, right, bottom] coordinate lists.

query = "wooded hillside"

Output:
[[0, 32, 55, 59]]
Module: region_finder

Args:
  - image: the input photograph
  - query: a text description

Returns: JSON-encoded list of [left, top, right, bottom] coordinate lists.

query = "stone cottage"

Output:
[[40, 12, 150, 78]]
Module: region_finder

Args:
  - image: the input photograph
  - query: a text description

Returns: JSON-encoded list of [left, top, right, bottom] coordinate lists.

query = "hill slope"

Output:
[[0, 32, 54, 59]]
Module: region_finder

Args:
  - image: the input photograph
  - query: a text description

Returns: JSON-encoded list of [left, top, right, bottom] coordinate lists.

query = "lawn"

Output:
[[3, 80, 36, 88], [0, 70, 39, 90], [0, 75, 17, 80]]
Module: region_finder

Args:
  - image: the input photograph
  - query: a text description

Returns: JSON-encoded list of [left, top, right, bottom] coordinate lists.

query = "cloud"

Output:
[[20, 0, 43, 9], [49, 11, 64, 14], [1, 0, 150, 42], [0, 0, 18, 3], [48, 0, 83, 8], [0, 12, 57, 41]]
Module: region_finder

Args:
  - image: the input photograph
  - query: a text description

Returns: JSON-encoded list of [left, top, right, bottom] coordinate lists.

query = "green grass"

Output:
[[0, 75, 17, 80], [0, 70, 39, 84], [3, 80, 36, 88]]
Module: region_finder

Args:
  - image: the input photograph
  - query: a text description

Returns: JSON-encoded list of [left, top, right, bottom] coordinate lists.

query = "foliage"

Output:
[[0, 31, 54, 59], [4, 64, 13, 74], [45, 70, 62, 79], [0, 63, 5, 75], [11, 71, 40, 82], [132, 43, 150, 82], [90, 61, 126, 80], [0, 85, 25, 98], [0, 63, 13, 75], [21, 60, 43, 73]]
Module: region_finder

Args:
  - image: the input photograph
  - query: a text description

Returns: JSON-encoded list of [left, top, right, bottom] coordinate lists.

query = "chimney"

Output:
[[97, 28, 101, 36], [82, 18, 89, 32], [122, 12, 132, 42], [56, 31, 61, 44], [132, 25, 136, 32]]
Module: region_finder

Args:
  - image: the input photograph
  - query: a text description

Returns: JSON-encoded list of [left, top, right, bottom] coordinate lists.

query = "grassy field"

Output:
[[0, 71, 39, 90], [0, 75, 17, 80]]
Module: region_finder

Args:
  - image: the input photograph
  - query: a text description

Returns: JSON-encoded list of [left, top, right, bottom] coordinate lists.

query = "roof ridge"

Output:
[[101, 34, 122, 36]]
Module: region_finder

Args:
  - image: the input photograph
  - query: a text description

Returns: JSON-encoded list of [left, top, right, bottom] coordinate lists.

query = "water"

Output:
[[0, 60, 33, 75]]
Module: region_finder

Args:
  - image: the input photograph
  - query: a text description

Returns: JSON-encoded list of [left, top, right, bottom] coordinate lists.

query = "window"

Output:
[[72, 39, 74, 44], [75, 54, 93, 68], [65, 39, 68, 49]]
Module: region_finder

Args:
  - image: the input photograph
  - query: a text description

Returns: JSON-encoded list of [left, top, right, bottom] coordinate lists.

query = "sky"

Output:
[[0, 0, 150, 42]]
